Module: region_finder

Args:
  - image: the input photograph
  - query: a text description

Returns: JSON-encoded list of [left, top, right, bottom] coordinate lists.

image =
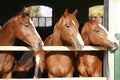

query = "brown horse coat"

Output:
[[76, 16, 119, 77], [0, 9, 44, 78], [44, 9, 84, 77]]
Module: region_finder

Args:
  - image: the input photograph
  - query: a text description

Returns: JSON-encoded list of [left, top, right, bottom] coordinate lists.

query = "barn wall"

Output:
[[108, 0, 120, 80], [115, 34, 120, 80], [114, 1, 120, 80]]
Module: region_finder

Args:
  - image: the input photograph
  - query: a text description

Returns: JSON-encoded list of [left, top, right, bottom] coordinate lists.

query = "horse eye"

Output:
[[66, 25, 70, 29], [25, 24, 29, 27], [96, 30, 100, 32]]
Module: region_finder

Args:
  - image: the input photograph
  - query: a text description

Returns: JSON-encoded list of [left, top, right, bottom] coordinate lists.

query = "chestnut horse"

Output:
[[13, 50, 45, 78], [76, 16, 119, 77], [33, 50, 45, 78], [0, 9, 44, 78], [44, 9, 84, 78]]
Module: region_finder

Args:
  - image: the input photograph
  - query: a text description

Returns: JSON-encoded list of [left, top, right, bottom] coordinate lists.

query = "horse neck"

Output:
[[51, 33, 63, 46], [45, 33, 66, 46], [0, 22, 16, 46]]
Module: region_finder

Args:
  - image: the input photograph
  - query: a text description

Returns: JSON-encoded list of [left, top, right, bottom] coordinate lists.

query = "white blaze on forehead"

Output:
[[72, 20, 76, 26], [30, 18, 35, 27], [77, 33, 84, 46], [29, 18, 41, 39], [36, 55, 40, 66], [34, 55, 40, 78], [98, 24, 119, 45], [98, 24, 111, 40], [98, 24, 108, 34]]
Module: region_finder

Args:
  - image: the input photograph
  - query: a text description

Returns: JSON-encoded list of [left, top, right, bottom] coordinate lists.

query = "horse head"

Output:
[[53, 8, 84, 50], [81, 15, 119, 51], [13, 9, 44, 50]]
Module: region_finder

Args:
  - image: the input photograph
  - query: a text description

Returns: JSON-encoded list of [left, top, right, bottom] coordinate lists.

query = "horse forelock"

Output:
[[98, 24, 108, 34], [63, 13, 79, 27]]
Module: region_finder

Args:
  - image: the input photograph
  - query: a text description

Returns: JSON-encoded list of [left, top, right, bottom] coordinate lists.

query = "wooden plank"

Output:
[[0, 77, 107, 80], [0, 46, 107, 51]]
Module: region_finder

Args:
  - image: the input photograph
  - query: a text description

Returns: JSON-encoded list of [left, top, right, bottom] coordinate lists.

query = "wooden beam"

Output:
[[0, 46, 107, 51], [0, 77, 107, 80]]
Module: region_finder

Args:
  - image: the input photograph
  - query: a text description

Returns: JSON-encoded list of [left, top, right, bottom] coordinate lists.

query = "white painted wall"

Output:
[[108, 0, 120, 80]]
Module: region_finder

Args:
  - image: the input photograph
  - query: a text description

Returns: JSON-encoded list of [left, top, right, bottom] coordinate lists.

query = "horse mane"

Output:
[[53, 14, 65, 40], [53, 17, 63, 34]]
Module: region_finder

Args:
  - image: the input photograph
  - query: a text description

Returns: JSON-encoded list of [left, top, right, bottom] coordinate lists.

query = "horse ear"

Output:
[[63, 8, 69, 17], [95, 16, 100, 23], [72, 9, 78, 16], [89, 15, 94, 22], [22, 7, 31, 17]]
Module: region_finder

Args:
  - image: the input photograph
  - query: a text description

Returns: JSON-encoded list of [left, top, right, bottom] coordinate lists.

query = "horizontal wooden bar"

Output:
[[0, 77, 107, 80], [0, 46, 107, 51]]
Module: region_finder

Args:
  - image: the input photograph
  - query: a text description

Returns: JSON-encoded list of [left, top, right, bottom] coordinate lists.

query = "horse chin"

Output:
[[39, 66, 45, 73]]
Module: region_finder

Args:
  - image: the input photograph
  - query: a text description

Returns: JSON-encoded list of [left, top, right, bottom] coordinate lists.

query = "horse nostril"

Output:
[[114, 42, 117, 46], [38, 43, 42, 48], [114, 42, 119, 47], [77, 43, 84, 50]]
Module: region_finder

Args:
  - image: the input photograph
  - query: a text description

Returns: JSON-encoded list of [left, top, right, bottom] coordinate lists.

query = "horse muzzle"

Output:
[[108, 38, 119, 51], [73, 41, 84, 50], [77, 43, 84, 50], [75, 33, 84, 50]]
